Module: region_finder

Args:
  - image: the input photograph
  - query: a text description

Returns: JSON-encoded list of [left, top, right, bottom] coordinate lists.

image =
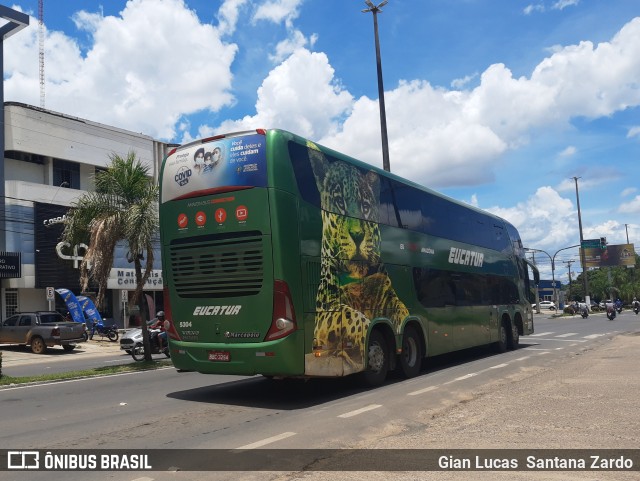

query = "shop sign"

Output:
[[107, 268, 164, 290], [0, 251, 21, 278]]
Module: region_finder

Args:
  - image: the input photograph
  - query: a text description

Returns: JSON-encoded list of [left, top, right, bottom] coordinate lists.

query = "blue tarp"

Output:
[[55, 288, 85, 324]]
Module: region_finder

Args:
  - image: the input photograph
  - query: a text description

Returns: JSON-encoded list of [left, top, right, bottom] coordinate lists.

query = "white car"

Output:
[[533, 301, 556, 310]]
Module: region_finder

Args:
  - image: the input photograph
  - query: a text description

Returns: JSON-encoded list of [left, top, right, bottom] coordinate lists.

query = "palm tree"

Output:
[[62, 151, 159, 360]]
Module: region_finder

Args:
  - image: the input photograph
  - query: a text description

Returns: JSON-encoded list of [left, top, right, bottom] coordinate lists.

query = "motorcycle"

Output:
[[89, 321, 119, 341], [634, 304, 639, 315], [606, 305, 616, 321], [130, 329, 170, 361], [580, 306, 589, 319]]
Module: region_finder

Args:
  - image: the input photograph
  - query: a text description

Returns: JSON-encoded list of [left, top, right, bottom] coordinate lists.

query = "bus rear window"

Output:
[[161, 133, 267, 203]]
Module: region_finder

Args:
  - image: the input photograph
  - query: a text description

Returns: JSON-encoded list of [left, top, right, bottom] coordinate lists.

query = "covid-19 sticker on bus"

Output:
[[161, 132, 267, 203]]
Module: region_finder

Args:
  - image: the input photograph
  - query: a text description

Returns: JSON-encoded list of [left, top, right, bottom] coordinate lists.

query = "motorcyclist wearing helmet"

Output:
[[149, 311, 167, 351]]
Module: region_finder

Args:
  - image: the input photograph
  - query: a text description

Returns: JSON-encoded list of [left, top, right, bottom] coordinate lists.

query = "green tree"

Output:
[[62, 152, 159, 360], [573, 253, 640, 303]]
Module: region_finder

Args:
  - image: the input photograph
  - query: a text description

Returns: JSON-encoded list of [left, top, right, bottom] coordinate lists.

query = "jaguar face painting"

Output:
[[305, 141, 408, 375]]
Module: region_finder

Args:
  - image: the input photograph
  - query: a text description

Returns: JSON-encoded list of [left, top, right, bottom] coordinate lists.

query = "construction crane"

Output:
[[38, 0, 45, 108]]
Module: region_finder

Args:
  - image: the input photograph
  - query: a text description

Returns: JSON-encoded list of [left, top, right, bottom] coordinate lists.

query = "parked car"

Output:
[[119, 329, 142, 354], [599, 300, 612, 308], [0, 311, 87, 354], [532, 300, 556, 310]]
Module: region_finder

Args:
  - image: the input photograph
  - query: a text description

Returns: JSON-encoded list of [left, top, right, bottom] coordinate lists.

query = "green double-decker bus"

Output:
[[159, 129, 538, 385]]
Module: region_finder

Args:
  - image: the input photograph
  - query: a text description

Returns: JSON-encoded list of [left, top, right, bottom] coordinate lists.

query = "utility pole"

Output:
[[573, 177, 590, 305], [625, 224, 630, 244], [362, 0, 391, 172], [564, 260, 575, 300]]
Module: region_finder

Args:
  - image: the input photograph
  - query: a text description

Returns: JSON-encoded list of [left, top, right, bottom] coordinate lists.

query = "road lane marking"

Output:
[[236, 432, 297, 450], [515, 356, 531, 361], [338, 404, 382, 418], [442, 373, 478, 385], [555, 333, 578, 337], [522, 337, 586, 342], [583, 334, 605, 339], [489, 363, 508, 369], [528, 331, 554, 337], [408, 385, 438, 396]]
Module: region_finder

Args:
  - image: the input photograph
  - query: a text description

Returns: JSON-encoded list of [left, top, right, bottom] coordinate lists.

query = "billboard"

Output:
[[581, 243, 636, 268]]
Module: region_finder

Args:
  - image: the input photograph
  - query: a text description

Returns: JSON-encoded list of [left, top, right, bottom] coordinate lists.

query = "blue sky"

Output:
[[5, 0, 640, 284]]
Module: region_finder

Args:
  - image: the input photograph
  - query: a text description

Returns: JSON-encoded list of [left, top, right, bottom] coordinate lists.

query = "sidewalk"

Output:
[[0, 337, 124, 369], [292, 331, 640, 481]]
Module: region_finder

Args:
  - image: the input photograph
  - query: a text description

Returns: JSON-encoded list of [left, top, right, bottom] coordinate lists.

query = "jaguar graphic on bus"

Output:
[[159, 129, 538, 386]]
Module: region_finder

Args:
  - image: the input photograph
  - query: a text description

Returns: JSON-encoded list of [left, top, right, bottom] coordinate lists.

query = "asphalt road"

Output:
[[1, 310, 639, 480]]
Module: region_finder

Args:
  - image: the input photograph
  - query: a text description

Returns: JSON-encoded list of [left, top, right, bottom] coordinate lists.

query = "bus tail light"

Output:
[[163, 286, 182, 341], [265, 280, 297, 341]]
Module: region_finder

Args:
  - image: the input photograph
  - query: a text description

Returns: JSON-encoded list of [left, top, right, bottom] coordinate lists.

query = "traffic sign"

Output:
[[581, 239, 601, 249], [46, 286, 55, 300]]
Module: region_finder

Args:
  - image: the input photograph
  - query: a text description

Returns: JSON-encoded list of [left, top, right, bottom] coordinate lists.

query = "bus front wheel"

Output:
[[494, 321, 508, 353], [399, 325, 422, 379], [361, 330, 389, 387]]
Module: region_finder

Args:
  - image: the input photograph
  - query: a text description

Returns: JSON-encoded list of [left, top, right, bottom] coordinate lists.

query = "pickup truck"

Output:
[[0, 311, 87, 354]]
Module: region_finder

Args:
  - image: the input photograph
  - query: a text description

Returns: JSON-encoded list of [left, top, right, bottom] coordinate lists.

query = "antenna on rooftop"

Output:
[[38, 0, 45, 108]]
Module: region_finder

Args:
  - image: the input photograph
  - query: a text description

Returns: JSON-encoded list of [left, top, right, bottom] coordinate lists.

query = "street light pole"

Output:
[[573, 177, 590, 307], [362, 0, 391, 172], [525, 248, 551, 313], [526, 245, 580, 313], [0, 6, 30, 251]]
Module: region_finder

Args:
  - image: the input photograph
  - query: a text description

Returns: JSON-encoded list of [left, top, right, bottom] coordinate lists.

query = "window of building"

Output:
[[53, 159, 80, 189], [5, 288, 18, 318]]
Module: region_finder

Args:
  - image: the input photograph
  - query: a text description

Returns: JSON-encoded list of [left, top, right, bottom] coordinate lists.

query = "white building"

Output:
[[1, 102, 170, 326]]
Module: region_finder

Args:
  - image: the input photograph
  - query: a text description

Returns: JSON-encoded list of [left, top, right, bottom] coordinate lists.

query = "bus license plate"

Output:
[[208, 351, 230, 362]]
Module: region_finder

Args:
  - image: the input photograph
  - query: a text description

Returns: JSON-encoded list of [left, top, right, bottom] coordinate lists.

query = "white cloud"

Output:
[[558, 145, 577, 157], [217, 0, 250, 36], [451, 73, 478, 89], [203, 49, 353, 140], [552, 0, 580, 10], [6, 2, 640, 193], [4, 0, 239, 140], [621, 187, 637, 197], [524, 4, 545, 15], [194, 16, 640, 189], [619, 195, 640, 214], [485, 186, 577, 251], [270, 30, 317, 63], [252, 0, 304, 28], [628, 126, 640, 138]]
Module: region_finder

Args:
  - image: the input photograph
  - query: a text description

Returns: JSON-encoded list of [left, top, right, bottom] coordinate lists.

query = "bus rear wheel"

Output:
[[399, 325, 422, 379], [361, 330, 389, 387], [509, 321, 520, 350]]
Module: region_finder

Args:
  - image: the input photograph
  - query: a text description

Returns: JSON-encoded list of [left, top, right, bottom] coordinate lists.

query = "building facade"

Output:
[[1, 102, 170, 327]]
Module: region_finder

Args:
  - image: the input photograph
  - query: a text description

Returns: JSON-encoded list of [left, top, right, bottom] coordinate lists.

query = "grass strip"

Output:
[[0, 359, 173, 387]]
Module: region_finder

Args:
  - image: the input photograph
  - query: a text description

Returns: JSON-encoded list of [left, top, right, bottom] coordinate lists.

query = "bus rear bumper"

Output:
[[169, 333, 304, 376]]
